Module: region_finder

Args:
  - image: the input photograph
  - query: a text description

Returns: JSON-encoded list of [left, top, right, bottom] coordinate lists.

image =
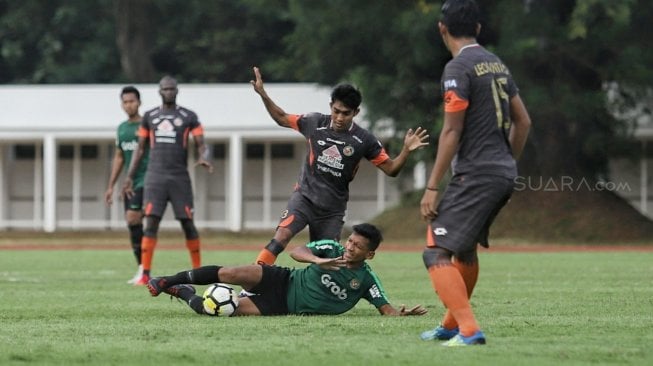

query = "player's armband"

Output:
[[443, 90, 469, 113]]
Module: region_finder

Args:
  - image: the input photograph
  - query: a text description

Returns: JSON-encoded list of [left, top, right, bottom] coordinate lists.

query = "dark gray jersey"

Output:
[[138, 105, 203, 175], [287, 113, 390, 212], [441, 45, 518, 178]]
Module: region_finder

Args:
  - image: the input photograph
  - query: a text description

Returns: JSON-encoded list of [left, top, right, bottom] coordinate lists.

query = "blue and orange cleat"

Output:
[[441, 331, 486, 347], [420, 325, 459, 341]]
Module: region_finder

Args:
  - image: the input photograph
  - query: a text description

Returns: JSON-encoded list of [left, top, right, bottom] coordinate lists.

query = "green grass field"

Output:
[[1, 247, 652, 366]]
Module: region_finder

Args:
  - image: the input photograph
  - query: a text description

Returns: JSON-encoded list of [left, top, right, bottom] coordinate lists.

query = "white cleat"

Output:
[[127, 264, 144, 284]]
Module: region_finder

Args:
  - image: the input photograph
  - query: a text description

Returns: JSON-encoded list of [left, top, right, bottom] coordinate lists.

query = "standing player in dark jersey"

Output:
[[147, 223, 427, 317], [419, 0, 531, 346], [250, 67, 429, 266], [104, 86, 149, 284], [122, 76, 213, 285]]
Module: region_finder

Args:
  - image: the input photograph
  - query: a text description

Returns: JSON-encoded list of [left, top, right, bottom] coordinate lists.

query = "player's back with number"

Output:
[[442, 45, 518, 178]]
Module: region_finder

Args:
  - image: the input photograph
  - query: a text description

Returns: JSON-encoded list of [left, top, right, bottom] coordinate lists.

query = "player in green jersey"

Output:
[[104, 86, 150, 284], [147, 223, 427, 317]]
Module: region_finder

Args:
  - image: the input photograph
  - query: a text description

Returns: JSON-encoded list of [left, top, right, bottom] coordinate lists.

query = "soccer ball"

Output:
[[202, 283, 239, 316]]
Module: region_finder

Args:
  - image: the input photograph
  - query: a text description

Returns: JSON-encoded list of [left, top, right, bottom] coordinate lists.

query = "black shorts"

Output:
[[123, 186, 144, 212], [143, 172, 194, 219], [428, 174, 514, 255], [247, 265, 291, 316], [278, 191, 344, 242]]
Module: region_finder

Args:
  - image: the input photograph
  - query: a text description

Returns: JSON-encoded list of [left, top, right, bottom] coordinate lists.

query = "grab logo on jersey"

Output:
[[321, 274, 348, 300], [120, 140, 138, 151]]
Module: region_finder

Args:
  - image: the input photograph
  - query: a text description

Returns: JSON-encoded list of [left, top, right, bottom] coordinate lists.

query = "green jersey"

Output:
[[286, 240, 390, 315], [116, 120, 149, 189]]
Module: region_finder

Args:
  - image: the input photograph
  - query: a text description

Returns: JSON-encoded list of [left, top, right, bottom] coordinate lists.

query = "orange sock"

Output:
[[441, 260, 479, 330], [186, 239, 201, 268], [141, 236, 157, 273], [255, 249, 277, 265], [428, 264, 480, 337]]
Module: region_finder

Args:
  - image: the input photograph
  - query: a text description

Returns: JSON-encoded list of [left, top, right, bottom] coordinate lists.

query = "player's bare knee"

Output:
[[422, 247, 452, 268], [125, 211, 142, 226]]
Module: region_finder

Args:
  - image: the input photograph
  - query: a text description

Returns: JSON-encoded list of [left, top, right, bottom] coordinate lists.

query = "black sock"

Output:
[[128, 224, 143, 265], [165, 265, 222, 286]]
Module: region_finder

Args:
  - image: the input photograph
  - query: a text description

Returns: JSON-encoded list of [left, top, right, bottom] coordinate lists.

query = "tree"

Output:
[[114, 0, 157, 82], [273, 0, 653, 181], [0, 0, 120, 83]]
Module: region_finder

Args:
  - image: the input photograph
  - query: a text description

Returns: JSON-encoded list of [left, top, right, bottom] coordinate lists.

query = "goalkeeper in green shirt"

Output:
[[148, 223, 427, 317]]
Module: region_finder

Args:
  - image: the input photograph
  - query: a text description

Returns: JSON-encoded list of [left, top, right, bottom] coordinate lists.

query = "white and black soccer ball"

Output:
[[202, 283, 239, 316]]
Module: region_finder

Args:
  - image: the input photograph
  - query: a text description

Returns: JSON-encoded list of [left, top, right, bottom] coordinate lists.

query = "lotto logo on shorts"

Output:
[[434, 227, 448, 236]]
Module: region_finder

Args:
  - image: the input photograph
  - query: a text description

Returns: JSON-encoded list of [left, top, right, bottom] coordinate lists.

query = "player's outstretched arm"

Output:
[[378, 303, 428, 316], [377, 126, 430, 177], [290, 246, 346, 271], [250, 66, 293, 128]]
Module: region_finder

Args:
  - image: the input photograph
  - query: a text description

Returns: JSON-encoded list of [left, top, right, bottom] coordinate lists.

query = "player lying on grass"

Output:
[[147, 223, 427, 317]]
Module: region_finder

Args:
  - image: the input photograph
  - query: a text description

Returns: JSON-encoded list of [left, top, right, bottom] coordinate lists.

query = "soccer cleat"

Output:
[[133, 273, 151, 286], [164, 284, 196, 299], [126, 265, 144, 284], [420, 325, 459, 341], [146, 277, 168, 296], [441, 331, 486, 347]]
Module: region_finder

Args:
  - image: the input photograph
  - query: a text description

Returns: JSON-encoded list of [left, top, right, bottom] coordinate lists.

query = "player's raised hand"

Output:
[[314, 256, 347, 271], [403, 127, 430, 152], [250, 67, 265, 95]]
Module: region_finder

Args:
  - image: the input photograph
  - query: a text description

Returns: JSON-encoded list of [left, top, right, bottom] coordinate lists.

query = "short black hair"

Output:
[[352, 223, 383, 251], [121, 86, 140, 101], [441, 0, 480, 38], [331, 84, 362, 110]]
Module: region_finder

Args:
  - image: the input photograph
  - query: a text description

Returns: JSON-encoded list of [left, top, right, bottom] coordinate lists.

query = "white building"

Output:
[[0, 84, 404, 232]]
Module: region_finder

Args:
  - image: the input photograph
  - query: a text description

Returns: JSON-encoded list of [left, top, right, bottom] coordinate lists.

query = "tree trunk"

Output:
[[114, 0, 157, 82]]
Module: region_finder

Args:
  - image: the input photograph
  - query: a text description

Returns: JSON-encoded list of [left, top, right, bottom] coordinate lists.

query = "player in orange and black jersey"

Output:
[[122, 76, 213, 285], [419, 0, 531, 346], [250, 67, 429, 266]]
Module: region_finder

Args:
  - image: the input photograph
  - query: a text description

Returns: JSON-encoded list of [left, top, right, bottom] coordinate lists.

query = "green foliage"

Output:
[[2, 0, 652, 178], [0, 0, 120, 83], [1, 249, 652, 365]]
